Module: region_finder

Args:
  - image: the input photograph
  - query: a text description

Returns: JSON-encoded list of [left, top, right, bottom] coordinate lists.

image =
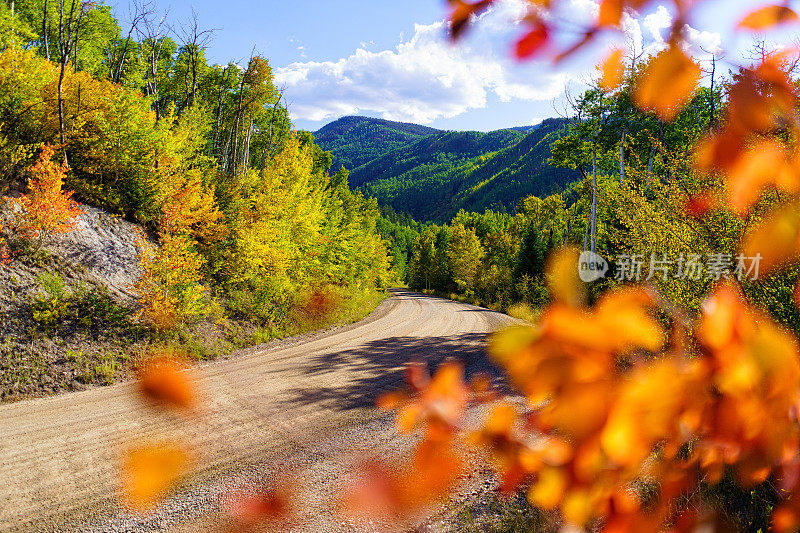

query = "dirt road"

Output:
[[0, 290, 513, 532]]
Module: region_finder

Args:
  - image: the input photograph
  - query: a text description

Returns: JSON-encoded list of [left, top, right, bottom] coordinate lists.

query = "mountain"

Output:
[[451, 118, 578, 214], [314, 116, 442, 173], [315, 116, 580, 222], [506, 125, 540, 133]]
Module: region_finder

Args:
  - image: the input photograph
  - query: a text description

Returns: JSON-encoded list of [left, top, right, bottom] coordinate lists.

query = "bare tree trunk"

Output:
[[43, 0, 51, 59], [57, 61, 67, 160], [647, 145, 655, 189], [57, 0, 73, 165], [211, 69, 228, 159], [229, 73, 246, 176], [177, 11, 214, 109], [150, 47, 160, 120], [138, 8, 168, 121], [709, 53, 717, 127], [189, 50, 197, 107], [242, 121, 253, 171], [564, 214, 572, 246], [71, 8, 81, 73], [583, 213, 589, 251], [112, 34, 132, 83], [55, 0, 87, 165]]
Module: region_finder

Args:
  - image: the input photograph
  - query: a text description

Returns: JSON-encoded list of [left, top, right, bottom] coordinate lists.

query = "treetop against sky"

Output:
[[107, 0, 791, 132]]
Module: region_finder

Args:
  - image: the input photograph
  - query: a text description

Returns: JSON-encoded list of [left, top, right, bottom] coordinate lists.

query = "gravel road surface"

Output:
[[0, 289, 514, 532]]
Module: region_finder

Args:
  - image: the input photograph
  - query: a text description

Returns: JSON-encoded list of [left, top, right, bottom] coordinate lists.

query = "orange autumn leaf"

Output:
[[601, 359, 697, 467], [697, 283, 753, 352], [634, 45, 701, 121], [120, 443, 191, 511], [225, 484, 294, 527], [561, 488, 599, 527], [694, 129, 747, 173], [794, 279, 800, 309], [600, 48, 626, 92], [741, 200, 800, 274], [738, 4, 800, 30], [728, 72, 781, 133], [684, 192, 718, 218], [727, 140, 788, 214], [528, 466, 567, 509], [340, 438, 465, 520], [383, 360, 469, 435], [773, 503, 800, 533], [598, 0, 623, 27], [726, 60, 797, 134], [138, 357, 197, 410], [469, 371, 497, 402]]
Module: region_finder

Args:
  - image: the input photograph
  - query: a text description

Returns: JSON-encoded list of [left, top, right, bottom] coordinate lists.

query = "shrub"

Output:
[[31, 272, 70, 329], [4, 144, 82, 254]]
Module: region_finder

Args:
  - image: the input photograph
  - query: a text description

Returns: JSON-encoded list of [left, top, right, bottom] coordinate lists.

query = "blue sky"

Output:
[[107, 0, 789, 132]]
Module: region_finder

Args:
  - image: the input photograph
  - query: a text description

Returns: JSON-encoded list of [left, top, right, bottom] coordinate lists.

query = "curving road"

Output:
[[0, 289, 513, 532]]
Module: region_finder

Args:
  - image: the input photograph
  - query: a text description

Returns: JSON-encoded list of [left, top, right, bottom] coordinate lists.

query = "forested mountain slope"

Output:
[[318, 117, 580, 222], [453, 118, 581, 214], [314, 116, 442, 172]]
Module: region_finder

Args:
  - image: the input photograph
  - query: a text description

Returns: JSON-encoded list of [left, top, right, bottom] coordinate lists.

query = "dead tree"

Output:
[[109, 0, 152, 84], [136, 5, 169, 121], [175, 9, 215, 109]]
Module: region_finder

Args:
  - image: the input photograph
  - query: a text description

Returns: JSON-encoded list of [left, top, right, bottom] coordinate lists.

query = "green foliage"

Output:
[[31, 271, 69, 328], [375, 205, 422, 283], [221, 134, 391, 325], [447, 224, 484, 292], [73, 285, 130, 331], [314, 115, 442, 172], [317, 116, 579, 222], [0, 10, 392, 335]]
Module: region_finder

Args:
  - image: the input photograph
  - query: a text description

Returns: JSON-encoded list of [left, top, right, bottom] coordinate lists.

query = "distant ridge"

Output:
[[315, 116, 580, 222], [506, 124, 540, 133], [314, 116, 443, 172]]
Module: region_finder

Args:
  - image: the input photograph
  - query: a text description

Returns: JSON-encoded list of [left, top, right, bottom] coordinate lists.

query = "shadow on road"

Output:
[[281, 332, 503, 412]]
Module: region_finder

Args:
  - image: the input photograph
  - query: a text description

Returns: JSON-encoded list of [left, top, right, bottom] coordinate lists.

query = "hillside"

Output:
[[314, 116, 443, 172], [321, 117, 579, 222], [453, 118, 580, 214]]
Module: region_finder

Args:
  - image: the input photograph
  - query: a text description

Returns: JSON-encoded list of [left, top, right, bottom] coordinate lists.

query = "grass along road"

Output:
[[0, 289, 514, 532]]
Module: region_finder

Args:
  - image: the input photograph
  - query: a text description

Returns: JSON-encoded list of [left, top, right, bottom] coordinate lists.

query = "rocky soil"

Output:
[[0, 205, 149, 401]]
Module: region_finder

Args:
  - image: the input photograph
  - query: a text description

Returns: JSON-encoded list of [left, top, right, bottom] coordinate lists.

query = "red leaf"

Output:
[[515, 23, 549, 59]]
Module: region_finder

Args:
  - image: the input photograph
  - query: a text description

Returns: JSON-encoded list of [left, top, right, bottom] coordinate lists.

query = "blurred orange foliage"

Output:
[[120, 443, 191, 511], [137, 354, 198, 412]]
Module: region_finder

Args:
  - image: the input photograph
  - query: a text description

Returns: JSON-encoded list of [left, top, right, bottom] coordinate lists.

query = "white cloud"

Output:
[[275, 1, 570, 124], [275, 0, 723, 125], [639, 5, 722, 59], [643, 6, 672, 43], [683, 25, 722, 57]]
